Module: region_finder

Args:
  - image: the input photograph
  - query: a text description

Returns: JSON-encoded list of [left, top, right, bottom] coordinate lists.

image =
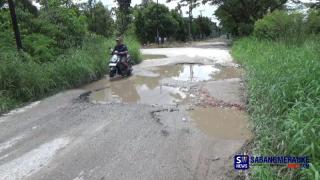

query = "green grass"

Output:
[[0, 35, 141, 114], [124, 36, 142, 64], [232, 37, 320, 179]]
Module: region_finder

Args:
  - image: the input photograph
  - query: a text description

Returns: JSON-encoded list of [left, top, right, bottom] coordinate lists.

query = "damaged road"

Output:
[[0, 40, 251, 180]]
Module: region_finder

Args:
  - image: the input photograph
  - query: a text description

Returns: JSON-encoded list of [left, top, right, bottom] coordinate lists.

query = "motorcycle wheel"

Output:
[[126, 69, 132, 76], [109, 68, 116, 78]]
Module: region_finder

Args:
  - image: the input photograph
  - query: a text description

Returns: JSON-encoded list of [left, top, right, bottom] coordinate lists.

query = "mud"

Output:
[[189, 107, 251, 140]]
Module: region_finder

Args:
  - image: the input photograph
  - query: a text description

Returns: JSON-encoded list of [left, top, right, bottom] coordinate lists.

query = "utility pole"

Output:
[[8, 0, 22, 50], [156, 0, 160, 46]]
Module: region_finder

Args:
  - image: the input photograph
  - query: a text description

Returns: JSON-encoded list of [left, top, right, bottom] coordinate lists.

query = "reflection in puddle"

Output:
[[84, 64, 242, 105], [89, 77, 187, 105], [189, 107, 251, 139], [157, 64, 219, 82]]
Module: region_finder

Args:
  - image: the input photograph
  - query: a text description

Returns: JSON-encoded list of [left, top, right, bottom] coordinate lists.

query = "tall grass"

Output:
[[232, 37, 320, 179], [0, 35, 141, 114], [124, 36, 142, 64]]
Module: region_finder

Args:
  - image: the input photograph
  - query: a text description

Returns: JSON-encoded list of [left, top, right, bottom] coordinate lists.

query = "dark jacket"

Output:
[[113, 44, 128, 57]]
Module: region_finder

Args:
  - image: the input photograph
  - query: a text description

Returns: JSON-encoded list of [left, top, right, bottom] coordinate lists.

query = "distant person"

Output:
[[112, 37, 129, 68]]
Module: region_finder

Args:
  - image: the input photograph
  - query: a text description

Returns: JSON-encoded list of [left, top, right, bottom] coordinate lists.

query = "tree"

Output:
[[133, 3, 179, 43], [171, 9, 188, 41], [8, 0, 22, 50], [116, 0, 132, 35], [87, 2, 114, 37], [211, 0, 288, 36], [194, 16, 212, 38], [167, 0, 200, 40]]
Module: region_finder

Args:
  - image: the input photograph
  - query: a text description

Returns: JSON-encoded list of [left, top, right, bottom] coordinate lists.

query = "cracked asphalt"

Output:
[[0, 39, 251, 180]]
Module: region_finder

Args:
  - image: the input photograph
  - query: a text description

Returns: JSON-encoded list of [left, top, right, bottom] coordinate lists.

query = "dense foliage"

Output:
[[212, 0, 287, 36], [133, 3, 180, 43], [0, 0, 141, 113], [254, 10, 304, 43], [232, 37, 320, 180], [133, 3, 216, 43], [87, 2, 114, 38], [232, 7, 320, 180], [254, 10, 320, 43]]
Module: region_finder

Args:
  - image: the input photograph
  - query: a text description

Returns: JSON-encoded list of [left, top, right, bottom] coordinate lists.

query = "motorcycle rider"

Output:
[[112, 37, 129, 69]]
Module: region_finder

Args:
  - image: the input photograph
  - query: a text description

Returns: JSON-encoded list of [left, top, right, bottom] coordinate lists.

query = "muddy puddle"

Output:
[[83, 64, 242, 105], [189, 107, 251, 140], [87, 76, 187, 105]]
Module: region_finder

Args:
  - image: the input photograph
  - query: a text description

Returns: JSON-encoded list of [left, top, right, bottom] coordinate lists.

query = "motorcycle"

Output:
[[109, 50, 133, 78]]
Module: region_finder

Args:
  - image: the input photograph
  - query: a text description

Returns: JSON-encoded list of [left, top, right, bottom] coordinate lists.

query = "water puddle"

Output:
[[142, 54, 167, 60], [158, 64, 219, 82], [88, 77, 187, 105], [189, 107, 251, 140], [84, 64, 242, 105], [86, 75, 188, 105]]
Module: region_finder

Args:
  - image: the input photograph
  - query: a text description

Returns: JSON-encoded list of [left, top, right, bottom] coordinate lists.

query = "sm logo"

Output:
[[234, 155, 249, 170]]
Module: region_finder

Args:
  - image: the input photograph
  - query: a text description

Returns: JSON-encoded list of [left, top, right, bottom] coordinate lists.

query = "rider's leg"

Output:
[[121, 56, 129, 68]]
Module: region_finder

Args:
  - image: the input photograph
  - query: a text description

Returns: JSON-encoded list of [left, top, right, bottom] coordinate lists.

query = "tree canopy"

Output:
[[212, 0, 287, 35]]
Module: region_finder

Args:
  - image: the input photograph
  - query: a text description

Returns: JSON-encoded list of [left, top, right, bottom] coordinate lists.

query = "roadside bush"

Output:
[[0, 36, 108, 113], [23, 33, 56, 63], [232, 37, 320, 179], [254, 10, 305, 43], [37, 7, 87, 49], [306, 9, 320, 34], [0, 35, 141, 114]]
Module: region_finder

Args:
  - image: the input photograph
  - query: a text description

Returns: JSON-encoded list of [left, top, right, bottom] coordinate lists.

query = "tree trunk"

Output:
[[8, 0, 22, 50], [188, 0, 193, 40]]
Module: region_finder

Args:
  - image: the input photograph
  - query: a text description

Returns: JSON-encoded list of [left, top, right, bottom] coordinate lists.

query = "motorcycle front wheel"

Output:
[[109, 67, 116, 78]]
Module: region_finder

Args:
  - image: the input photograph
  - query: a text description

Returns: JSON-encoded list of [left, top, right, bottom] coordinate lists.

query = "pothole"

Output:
[[188, 107, 252, 140], [156, 64, 219, 82], [83, 63, 242, 105]]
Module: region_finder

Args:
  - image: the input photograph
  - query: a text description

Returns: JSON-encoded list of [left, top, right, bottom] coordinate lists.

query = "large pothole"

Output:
[[82, 63, 242, 106]]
